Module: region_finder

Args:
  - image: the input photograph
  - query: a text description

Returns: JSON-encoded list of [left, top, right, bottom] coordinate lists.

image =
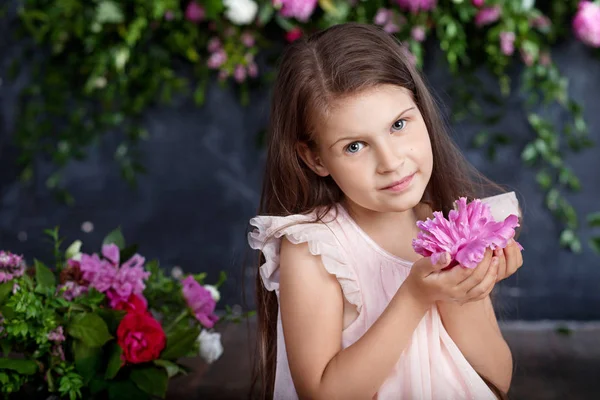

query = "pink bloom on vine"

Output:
[[411, 26, 426, 42], [383, 22, 400, 34], [397, 0, 437, 14], [207, 50, 227, 69], [234, 65, 247, 83], [531, 15, 551, 30], [185, 1, 205, 23], [374, 8, 391, 25], [247, 62, 259, 78], [207, 38, 222, 53], [58, 281, 88, 301], [412, 198, 522, 269], [573, 1, 600, 48], [164, 10, 175, 21], [181, 276, 219, 328], [241, 32, 255, 47], [285, 27, 303, 42], [277, 0, 318, 22], [475, 6, 501, 27], [499, 31, 515, 56], [0, 251, 25, 283], [47, 326, 65, 343], [472, 0, 484, 7], [520, 47, 534, 66]]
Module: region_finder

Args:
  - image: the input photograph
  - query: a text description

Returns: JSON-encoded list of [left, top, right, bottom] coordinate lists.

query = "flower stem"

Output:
[[165, 309, 189, 333]]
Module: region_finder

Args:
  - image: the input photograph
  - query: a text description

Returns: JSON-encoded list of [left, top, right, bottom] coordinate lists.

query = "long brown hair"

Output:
[[251, 23, 509, 399]]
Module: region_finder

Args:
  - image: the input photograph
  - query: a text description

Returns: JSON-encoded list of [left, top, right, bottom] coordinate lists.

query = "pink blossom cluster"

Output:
[[475, 6, 501, 27], [47, 326, 65, 343], [181, 276, 219, 328], [0, 251, 25, 283], [396, 0, 437, 14], [185, 1, 205, 23], [79, 244, 150, 308], [274, 0, 318, 22], [412, 197, 522, 269], [573, 1, 600, 48], [499, 31, 515, 56], [373, 8, 407, 34], [207, 34, 259, 83]]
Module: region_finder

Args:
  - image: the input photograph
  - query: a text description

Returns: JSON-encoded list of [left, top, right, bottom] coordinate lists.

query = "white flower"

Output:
[[65, 240, 83, 261], [223, 0, 258, 25], [204, 284, 220, 302], [171, 266, 183, 279], [521, 0, 535, 11], [197, 330, 223, 364]]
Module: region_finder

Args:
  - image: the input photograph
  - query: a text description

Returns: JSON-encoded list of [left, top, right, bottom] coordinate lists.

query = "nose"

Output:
[[375, 143, 403, 174]]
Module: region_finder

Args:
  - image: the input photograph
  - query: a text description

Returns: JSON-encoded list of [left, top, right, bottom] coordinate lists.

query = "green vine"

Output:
[[4, 0, 600, 252]]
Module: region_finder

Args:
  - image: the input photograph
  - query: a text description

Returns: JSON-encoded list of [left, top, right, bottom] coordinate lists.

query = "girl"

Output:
[[248, 23, 523, 400]]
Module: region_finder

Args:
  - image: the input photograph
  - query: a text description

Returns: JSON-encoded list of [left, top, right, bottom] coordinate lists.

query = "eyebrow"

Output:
[[329, 106, 416, 149]]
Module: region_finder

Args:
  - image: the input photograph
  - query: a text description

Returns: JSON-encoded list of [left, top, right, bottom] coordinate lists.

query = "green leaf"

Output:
[[0, 282, 13, 305], [97, 308, 126, 333], [536, 171, 552, 190], [96, 1, 124, 24], [0, 339, 12, 357], [587, 212, 600, 228], [521, 144, 538, 164], [275, 15, 295, 31], [258, 3, 274, 25], [204, 0, 225, 19], [108, 380, 150, 400], [130, 367, 168, 398], [589, 237, 600, 254], [119, 244, 139, 266], [34, 259, 56, 288], [102, 227, 126, 250], [73, 340, 103, 384], [215, 270, 227, 289], [161, 326, 200, 360], [153, 359, 182, 378], [105, 342, 123, 380], [68, 313, 113, 347], [472, 131, 488, 148], [0, 358, 38, 375]]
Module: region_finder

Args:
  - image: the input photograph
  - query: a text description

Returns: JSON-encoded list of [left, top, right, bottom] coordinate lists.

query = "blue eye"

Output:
[[345, 142, 364, 154], [392, 119, 407, 131]]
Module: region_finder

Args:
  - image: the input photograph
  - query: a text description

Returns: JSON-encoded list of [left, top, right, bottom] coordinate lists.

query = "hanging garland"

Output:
[[5, 0, 600, 252]]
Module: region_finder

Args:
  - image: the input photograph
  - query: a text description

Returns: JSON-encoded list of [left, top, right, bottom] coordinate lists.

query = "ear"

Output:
[[297, 142, 330, 177]]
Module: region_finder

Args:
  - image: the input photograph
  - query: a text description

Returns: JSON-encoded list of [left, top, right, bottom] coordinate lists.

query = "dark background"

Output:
[[1, 11, 599, 320]]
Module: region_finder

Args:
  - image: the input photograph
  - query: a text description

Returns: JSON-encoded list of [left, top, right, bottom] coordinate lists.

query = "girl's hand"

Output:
[[406, 249, 499, 306], [493, 239, 524, 282]]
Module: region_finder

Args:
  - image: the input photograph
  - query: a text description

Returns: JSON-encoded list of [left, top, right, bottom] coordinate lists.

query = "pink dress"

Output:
[[248, 193, 519, 399]]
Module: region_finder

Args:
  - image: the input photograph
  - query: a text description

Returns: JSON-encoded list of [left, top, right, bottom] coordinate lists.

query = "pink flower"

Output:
[[234, 65, 247, 83], [531, 15, 551, 30], [520, 46, 535, 66], [207, 50, 227, 69], [0, 251, 25, 283], [277, 0, 318, 22], [472, 0, 484, 7], [374, 8, 392, 25], [113, 294, 148, 314], [499, 31, 515, 55], [181, 276, 219, 328], [241, 32, 255, 47], [207, 38, 222, 53], [185, 1, 205, 23], [79, 244, 150, 308], [412, 198, 522, 269], [573, 1, 600, 48], [47, 326, 65, 343], [411, 26, 426, 42], [396, 0, 437, 14], [247, 62, 259, 78], [475, 6, 501, 27], [285, 27, 303, 42], [383, 22, 401, 34], [57, 281, 88, 301]]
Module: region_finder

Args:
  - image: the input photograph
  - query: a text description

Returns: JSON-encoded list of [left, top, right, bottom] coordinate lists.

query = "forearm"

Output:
[[317, 282, 430, 400], [436, 296, 513, 393]]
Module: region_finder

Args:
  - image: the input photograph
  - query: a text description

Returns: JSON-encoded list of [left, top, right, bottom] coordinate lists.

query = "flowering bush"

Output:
[[0, 227, 231, 399], [6, 1, 600, 253]]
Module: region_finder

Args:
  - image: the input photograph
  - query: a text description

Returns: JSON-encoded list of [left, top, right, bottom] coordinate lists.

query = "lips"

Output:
[[381, 173, 416, 190]]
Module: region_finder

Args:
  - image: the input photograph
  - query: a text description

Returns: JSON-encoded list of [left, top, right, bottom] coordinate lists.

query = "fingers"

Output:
[[503, 239, 524, 278], [494, 247, 507, 282], [462, 257, 499, 304], [422, 252, 452, 275], [454, 249, 493, 288]]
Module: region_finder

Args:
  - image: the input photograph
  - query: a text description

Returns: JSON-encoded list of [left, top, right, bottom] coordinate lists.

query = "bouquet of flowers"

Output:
[[412, 193, 523, 269], [0, 227, 229, 400]]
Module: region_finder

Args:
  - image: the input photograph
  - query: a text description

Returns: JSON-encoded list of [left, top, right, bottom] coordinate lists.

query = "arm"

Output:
[[279, 239, 431, 400], [436, 296, 513, 393]]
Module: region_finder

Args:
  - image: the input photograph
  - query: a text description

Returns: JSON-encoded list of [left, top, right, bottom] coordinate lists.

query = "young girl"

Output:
[[248, 23, 523, 400]]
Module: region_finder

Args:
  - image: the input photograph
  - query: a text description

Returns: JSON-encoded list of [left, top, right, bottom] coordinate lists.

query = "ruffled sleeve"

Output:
[[248, 214, 362, 313]]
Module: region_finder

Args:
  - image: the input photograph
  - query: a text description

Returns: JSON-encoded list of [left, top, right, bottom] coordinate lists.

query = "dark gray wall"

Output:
[[1, 10, 599, 319]]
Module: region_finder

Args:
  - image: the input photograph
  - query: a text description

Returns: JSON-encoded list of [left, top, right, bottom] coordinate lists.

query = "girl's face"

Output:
[[303, 84, 433, 214]]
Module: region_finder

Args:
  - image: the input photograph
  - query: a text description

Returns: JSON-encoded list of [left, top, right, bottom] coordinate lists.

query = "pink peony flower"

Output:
[[411, 26, 426, 42], [79, 244, 150, 308], [472, 0, 484, 7], [185, 1, 205, 23], [499, 31, 515, 55], [276, 0, 318, 22], [0, 251, 25, 283], [573, 1, 600, 48], [475, 6, 501, 27], [397, 0, 437, 14], [412, 197, 522, 269], [181, 276, 219, 328]]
